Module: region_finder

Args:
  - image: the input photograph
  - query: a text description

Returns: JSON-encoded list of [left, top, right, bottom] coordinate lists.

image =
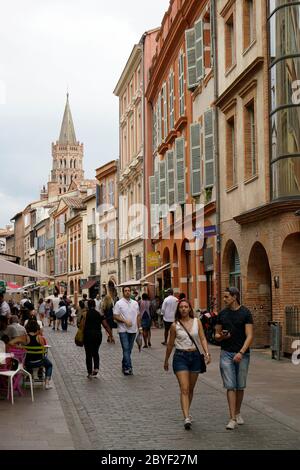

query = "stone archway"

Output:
[[222, 240, 241, 293], [173, 244, 179, 292], [162, 247, 171, 290], [180, 239, 190, 299], [282, 233, 300, 352], [246, 242, 272, 348]]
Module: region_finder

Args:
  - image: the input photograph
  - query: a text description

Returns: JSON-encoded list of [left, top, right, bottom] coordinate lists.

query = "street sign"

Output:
[[147, 252, 160, 267], [193, 225, 217, 239]]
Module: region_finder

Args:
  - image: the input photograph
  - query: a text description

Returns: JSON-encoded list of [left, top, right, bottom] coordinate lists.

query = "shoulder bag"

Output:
[[178, 320, 206, 373]]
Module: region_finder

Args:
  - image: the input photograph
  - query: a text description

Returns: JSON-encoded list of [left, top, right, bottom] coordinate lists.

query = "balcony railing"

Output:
[[88, 224, 96, 240], [90, 262, 96, 276]]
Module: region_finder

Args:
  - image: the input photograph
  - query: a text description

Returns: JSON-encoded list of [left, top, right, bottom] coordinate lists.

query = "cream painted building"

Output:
[[114, 44, 144, 284], [95, 160, 119, 296]]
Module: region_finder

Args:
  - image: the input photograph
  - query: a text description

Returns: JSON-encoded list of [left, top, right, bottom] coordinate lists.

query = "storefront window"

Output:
[[269, 1, 300, 198]]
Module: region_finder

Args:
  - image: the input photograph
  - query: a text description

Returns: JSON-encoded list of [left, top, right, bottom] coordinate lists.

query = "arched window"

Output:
[[70, 280, 74, 295], [229, 246, 241, 292]]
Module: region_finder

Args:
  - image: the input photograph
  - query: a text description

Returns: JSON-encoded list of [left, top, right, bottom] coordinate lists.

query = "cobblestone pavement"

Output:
[[45, 325, 300, 450]]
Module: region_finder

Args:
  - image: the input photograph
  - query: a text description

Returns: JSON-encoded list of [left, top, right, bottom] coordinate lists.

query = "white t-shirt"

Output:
[[0, 300, 11, 317], [113, 298, 139, 333], [52, 297, 60, 313], [161, 295, 178, 322], [95, 299, 101, 313]]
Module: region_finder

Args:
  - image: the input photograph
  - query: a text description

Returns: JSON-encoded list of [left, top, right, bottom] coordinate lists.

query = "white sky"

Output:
[[0, 0, 169, 227]]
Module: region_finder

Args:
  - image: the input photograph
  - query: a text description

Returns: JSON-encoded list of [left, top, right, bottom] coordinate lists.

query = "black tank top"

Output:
[[26, 334, 43, 361]]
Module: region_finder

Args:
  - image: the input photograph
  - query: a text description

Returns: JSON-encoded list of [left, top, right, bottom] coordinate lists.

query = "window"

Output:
[[136, 255, 142, 280], [190, 123, 201, 196], [178, 52, 185, 116], [169, 71, 175, 130], [244, 100, 257, 179], [175, 137, 186, 204], [243, 0, 255, 50], [226, 113, 237, 188], [108, 180, 114, 205], [101, 238, 106, 260], [229, 246, 241, 294], [225, 13, 235, 70], [157, 93, 162, 146], [204, 109, 214, 188], [91, 244, 96, 263], [162, 83, 168, 139]]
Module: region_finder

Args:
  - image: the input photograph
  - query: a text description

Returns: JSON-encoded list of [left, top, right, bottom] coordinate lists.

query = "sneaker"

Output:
[[189, 415, 193, 423], [184, 417, 192, 430], [45, 383, 53, 390], [124, 369, 133, 376], [92, 370, 99, 377], [143, 345, 148, 348], [87, 374, 92, 379], [236, 414, 244, 425], [226, 419, 237, 430]]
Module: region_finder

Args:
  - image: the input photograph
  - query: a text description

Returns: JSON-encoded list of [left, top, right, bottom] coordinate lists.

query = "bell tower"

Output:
[[50, 94, 84, 195]]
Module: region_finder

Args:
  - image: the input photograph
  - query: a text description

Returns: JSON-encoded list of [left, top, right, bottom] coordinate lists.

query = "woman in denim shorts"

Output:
[[164, 299, 211, 430]]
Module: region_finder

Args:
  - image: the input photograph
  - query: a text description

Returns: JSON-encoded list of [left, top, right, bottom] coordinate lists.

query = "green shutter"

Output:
[[162, 83, 168, 139], [149, 176, 156, 227], [169, 71, 174, 130], [204, 109, 214, 188], [159, 160, 167, 217], [190, 123, 201, 196], [185, 28, 197, 89], [195, 19, 204, 81], [167, 150, 175, 210], [175, 137, 186, 204]]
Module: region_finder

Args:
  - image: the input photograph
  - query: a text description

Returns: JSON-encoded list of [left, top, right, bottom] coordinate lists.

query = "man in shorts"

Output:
[[215, 287, 254, 430]]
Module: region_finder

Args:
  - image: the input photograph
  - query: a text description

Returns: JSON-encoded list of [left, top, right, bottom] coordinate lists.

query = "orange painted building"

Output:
[[144, 0, 217, 310]]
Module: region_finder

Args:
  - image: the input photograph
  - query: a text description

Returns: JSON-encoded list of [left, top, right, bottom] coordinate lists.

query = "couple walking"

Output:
[[164, 287, 253, 431]]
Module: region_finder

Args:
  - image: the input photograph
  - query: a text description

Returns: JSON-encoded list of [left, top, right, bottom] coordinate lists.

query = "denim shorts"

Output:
[[220, 350, 250, 390], [173, 349, 202, 374]]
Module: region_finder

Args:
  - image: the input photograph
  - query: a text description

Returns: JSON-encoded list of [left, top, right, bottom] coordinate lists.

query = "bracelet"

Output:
[[205, 352, 211, 356], [239, 351, 244, 355]]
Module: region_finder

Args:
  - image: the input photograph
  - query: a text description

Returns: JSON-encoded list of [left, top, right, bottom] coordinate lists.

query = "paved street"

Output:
[[1, 326, 300, 450]]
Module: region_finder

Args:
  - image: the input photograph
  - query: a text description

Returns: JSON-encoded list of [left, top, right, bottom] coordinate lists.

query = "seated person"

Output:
[[9, 318, 53, 389], [6, 315, 26, 341]]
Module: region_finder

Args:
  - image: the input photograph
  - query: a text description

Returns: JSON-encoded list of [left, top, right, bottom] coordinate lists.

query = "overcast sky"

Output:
[[0, 0, 168, 227]]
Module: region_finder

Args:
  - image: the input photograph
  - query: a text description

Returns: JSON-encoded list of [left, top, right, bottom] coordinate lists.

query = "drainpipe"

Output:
[[212, 0, 221, 311], [140, 33, 147, 282]]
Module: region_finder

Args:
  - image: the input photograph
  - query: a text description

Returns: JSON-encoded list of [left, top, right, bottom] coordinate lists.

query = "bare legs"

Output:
[[175, 371, 199, 419], [227, 389, 244, 419]]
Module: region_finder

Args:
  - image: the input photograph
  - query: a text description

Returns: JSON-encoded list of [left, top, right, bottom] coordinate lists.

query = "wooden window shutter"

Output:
[[190, 123, 202, 196], [167, 150, 175, 210], [204, 109, 214, 188], [162, 83, 168, 139], [195, 19, 204, 81], [175, 137, 186, 204], [185, 28, 197, 89], [159, 159, 167, 217]]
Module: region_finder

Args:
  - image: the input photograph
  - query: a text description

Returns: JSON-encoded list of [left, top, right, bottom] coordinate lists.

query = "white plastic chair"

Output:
[[0, 351, 34, 404]]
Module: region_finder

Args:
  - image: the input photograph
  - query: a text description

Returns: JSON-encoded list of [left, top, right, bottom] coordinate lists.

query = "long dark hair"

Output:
[[175, 299, 194, 321]]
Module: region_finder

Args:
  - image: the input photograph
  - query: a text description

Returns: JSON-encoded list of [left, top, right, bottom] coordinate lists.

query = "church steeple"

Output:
[[59, 93, 77, 144], [50, 94, 84, 197]]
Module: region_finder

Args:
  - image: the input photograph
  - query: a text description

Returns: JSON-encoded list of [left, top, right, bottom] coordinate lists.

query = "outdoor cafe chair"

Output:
[[0, 348, 34, 405]]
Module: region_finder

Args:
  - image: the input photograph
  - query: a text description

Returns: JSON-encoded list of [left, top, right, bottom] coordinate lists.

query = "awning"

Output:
[[81, 279, 97, 290], [0, 258, 52, 279], [139, 263, 171, 282], [116, 280, 155, 287]]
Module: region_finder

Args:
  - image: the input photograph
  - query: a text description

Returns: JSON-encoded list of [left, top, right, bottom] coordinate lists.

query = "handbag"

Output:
[[178, 320, 207, 373], [75, 313, 86, 347]]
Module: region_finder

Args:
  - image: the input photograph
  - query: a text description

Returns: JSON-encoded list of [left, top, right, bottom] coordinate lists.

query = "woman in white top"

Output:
[[164, 299, 211, 430]]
